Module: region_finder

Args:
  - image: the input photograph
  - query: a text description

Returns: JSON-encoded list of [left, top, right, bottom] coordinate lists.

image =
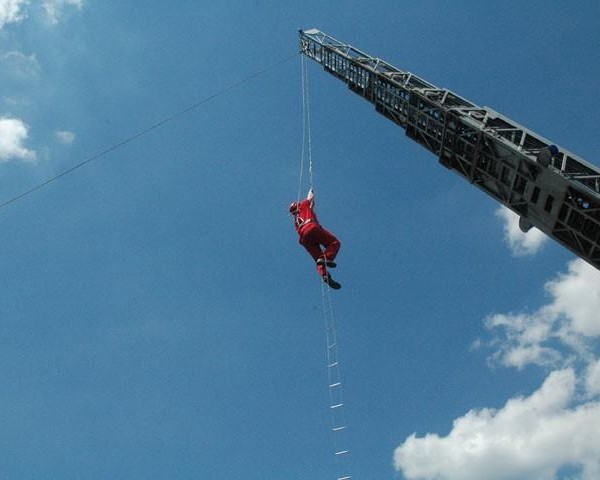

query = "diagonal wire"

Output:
[[0, 51, 300, 212]]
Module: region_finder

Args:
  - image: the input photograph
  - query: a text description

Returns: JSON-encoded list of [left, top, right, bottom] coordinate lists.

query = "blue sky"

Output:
[[1, 1, 600, 479]]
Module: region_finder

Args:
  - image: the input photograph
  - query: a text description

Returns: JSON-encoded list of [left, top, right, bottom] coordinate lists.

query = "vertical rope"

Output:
[[299, 53, 352, 480], [305, 57, 314, 191], [298, 55, 307, 202], [298, 55, 314, 203]]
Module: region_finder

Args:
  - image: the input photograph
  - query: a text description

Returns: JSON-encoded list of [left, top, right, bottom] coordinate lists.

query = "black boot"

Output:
[[323, 273, 341, 290]]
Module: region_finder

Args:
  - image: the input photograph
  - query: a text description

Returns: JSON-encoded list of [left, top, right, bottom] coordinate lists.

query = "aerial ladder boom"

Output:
[[299, 28, 600, 271]]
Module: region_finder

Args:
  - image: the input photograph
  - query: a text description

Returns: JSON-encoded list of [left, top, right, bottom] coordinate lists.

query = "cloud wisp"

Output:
[[0, 50, 41, 82], [54, 130, 75, 144], [496, 206, 548, 257], [0, 0, 83, 29], [42, 0, 83, 25], [485, 259, 600, 370]]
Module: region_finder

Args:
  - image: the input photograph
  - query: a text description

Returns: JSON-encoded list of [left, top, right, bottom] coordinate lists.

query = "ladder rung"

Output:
[[338, 477, 352, 480], [335, 450, 349, 456], [332, 426, 346, 431], [329, 382, 341, 388], [328, 362, 339, 368], [331, 403, 344, 409]]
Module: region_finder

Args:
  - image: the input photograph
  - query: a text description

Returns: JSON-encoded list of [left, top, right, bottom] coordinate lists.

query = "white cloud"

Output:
[[0, 117, 36, 162], [0, 0, 28, 30], [585, 359, 600, 398], [496, 206, 548, 256], [42, 0, 82, 25], [545, 260, 600, 338], [395, 260, 600, 479], [394, 369, 600, 480], [54, 129, 75, 144], [484, 259, 600, 370]]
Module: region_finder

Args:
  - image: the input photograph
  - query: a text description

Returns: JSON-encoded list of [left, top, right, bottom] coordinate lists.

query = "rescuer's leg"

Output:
[[315, 227, 340, 268]]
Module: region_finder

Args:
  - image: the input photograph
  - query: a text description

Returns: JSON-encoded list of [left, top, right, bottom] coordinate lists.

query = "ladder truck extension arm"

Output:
[[299, 28, 600, 272]]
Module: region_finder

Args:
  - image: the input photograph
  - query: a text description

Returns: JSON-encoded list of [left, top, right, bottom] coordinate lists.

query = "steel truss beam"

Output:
[[300, 28, 600, 271]]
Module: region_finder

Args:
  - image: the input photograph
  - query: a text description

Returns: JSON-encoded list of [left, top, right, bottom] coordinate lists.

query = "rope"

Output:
[[297, 54, 314, 202], [297, 56, 307, 202], [0, 51, 299, 212], [297, 54, 352, 479], [305, 57, 314, 191]]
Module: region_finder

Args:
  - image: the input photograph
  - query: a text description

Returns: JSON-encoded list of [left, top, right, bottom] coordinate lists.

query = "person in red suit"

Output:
[[290, 188, 341, 289]]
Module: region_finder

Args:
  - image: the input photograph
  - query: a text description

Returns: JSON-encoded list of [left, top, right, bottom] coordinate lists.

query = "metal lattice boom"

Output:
[[299, 28, 600, 271]]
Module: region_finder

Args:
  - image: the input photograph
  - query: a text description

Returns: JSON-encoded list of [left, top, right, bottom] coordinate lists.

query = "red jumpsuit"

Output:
[[292, 190, 341, 278]]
